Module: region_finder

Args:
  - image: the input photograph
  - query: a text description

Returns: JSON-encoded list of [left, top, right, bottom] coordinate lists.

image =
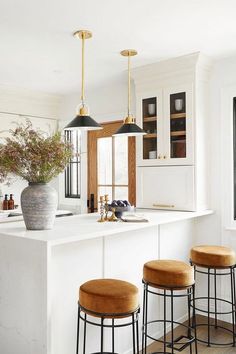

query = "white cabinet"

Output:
[[133, 53, 211, 211], [136, 166, 195, 211]]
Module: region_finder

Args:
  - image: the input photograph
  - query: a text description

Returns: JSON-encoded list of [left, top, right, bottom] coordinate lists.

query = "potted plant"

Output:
[[0, 120, 72, 230]]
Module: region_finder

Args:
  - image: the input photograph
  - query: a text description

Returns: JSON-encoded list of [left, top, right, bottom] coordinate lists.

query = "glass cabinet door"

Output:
[[164, 85, 193, 164], [142, 96, 159, 160], [169, 92, 186, 159]]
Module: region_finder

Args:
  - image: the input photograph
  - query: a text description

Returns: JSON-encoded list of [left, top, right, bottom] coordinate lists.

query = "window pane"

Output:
[[114, 136, 128, 185], [98, 186, 112, 202], [71, 163, 80, 196], [64, 130, 81, 198], [98, 137, 112, 185], [114, 187, 128, 201], [71, 130, 81, 162]]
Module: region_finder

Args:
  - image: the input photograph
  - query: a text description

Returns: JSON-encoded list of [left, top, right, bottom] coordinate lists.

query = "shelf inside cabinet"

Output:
[[143, 133, 157, 139], [171, 130, 186, 137], [143, 116, 157, 122], [170, 113, 186, 119]]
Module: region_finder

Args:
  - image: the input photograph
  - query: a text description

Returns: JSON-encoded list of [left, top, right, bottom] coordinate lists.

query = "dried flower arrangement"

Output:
[[0, 120, 72, 184]]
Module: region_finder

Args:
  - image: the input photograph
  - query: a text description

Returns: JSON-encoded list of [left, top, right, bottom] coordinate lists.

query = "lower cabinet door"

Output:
[[136, 165, 195, 211]]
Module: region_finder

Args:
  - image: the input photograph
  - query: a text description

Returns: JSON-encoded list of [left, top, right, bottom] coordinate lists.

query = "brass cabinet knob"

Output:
[[163, 155, 167, 159], [158, 155, 162, 159]]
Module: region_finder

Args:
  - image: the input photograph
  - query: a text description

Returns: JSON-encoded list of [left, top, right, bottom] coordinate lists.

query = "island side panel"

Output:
[[104, 225, 159, 354], [0, 234, 48, 354], [49, 237, 103, 354], [158, 219, 195, 334]]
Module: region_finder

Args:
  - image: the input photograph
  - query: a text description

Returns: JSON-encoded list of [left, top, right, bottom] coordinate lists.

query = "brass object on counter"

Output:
[[104, 194, 109, 221], [108, 208, 118, 222], [97, 196, 105, 222], [97, 195, 118, 222]]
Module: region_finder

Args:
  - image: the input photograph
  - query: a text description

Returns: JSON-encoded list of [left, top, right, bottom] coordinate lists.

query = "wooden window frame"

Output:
[[87, 120, 136, 211]]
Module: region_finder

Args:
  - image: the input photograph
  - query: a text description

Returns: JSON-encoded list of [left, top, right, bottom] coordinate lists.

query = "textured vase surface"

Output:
[[21, 183, 58, 230]]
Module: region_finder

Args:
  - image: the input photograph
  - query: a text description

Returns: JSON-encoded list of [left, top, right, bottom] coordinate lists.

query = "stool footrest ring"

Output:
[[194, 323, 236, 347], [143, 319, 195, 347]]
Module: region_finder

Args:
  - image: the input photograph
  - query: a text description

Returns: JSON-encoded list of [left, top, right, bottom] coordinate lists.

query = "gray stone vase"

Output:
[[21, 182, 58, 230]]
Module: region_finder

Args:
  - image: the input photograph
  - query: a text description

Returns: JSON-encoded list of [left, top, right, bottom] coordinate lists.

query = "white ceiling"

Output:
[[1, 0, 236, 95]]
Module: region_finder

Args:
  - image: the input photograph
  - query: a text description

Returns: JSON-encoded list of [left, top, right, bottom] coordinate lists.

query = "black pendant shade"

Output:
[[65, 114, 102, 130], [114, 122, 146, 136]]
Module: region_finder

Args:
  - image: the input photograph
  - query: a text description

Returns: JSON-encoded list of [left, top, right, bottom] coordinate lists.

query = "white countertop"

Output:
[[0, 209, 213, 246]]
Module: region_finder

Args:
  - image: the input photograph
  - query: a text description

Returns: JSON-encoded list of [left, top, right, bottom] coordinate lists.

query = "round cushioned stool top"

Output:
[[143, 260, 194, 289], [190, 245, 236, 268], [79, 279, 139, 316]]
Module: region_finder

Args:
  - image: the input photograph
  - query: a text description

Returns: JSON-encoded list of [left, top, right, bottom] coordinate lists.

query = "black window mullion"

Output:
[[64, 130, 81, 199]]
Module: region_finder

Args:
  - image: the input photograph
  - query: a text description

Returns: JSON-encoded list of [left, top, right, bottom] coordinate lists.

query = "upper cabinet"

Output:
[[137, 84, 193, 166], [133, 53, 211, 211], [134, 53, 211, 169]]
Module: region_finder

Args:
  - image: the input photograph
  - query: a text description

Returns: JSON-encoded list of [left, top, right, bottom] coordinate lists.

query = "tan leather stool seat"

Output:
[[79, 279, 139, 316], [190, 245, 236, 268], [143, 260, 194, 289]]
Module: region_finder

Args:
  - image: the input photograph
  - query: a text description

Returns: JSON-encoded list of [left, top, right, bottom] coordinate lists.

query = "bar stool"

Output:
[[142, 260, 197, 354], [76, 278, 140, 354], [190, 245, 236, 347]]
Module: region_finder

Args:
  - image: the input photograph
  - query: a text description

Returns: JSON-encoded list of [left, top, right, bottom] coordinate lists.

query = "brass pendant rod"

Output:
[[81, 33, 85, 104], [128, 53, 131, 117]]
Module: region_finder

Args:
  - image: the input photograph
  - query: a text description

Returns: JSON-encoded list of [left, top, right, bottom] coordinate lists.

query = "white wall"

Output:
[[59, 74, 134, 123], [0, 85, 61, 207], [195, 55, 236, 249]]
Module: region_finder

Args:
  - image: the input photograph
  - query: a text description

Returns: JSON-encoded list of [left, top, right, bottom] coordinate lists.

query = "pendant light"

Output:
[[65, 30, 102, 131], [113, 49, 146, 136]]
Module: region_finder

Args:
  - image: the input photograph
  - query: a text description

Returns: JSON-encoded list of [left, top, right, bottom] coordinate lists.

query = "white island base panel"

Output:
[[0, 209, 212, 354]]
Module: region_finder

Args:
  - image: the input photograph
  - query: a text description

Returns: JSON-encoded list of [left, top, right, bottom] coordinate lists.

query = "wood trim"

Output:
[[87, 120, 136, 211], [144, 133, 157, 139], [171, 130, 186, 136]]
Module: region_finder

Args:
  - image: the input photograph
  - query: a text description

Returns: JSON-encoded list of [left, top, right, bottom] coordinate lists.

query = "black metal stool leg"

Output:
[[144, 284, 148, 354], [83, 313, 87, 354], [112, 318, 115, 353], [136, 311, 140, 354], [142, 284, 146, 354], [230, 267, 236, 347], [164, 289, 167, 354], [76, 305, 81, 354], [192, 284, 198, 354], [101, 317, 104, 353], [132, 313, 136, 354], [171, 289, 174, 354], [214, 269, 218, 329], [187, 288, 193, 354], [207, 268, 211, 347]]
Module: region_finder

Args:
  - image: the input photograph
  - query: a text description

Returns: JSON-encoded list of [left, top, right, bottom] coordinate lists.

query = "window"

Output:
[[97, 135, 128, 201], [64, 130, 81, 198], [87, 121, 136, 211]]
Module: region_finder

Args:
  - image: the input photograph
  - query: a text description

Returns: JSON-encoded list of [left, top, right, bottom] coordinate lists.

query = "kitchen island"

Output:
[[0, 209, 212, 354]]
